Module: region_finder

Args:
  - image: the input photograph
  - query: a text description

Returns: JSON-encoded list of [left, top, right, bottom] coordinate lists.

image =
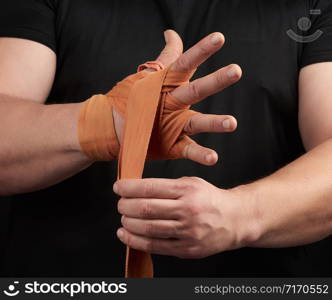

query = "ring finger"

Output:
[[184, 114, 237, 135]]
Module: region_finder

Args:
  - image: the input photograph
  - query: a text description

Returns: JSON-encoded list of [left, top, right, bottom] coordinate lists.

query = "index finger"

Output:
[[113, 178, 183, 199], [171, 32, 225, 72]]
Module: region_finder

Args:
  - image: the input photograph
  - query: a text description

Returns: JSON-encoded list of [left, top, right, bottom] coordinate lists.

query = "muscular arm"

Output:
[[0, 38, 92, 195], [112, 62, 332, 258], [112, 63, 332, 258], [240, 62, 332, 248], [0, 32, 241, 196]]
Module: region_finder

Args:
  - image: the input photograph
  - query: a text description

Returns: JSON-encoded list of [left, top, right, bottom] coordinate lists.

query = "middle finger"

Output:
[[171, 64, 242, 105], [121, 216, 183, 239], [117, 198, 184, 220]]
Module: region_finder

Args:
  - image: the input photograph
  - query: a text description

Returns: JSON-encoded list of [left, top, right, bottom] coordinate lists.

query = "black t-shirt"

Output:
[[0, 0, 332, 277]]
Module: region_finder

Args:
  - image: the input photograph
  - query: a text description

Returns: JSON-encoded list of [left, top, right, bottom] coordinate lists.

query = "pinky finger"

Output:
[[183, 142, 219, 166]]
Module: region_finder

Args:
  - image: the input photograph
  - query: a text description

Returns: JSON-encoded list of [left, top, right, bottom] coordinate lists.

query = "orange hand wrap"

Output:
[[78, 61, 200, 277]]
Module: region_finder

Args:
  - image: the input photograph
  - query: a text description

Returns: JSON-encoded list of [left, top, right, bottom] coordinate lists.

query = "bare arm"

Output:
[[0, 32, 241, 196], [111, 62, 332, 258], [239, 62, 332, 247], [0, 38, 92, 195]]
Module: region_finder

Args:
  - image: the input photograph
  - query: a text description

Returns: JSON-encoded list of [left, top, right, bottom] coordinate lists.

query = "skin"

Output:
[[113, 31, 241, 164], [0, 31, 240, 195], [113, 37, 332, 258], [1, 29, 332, 259]]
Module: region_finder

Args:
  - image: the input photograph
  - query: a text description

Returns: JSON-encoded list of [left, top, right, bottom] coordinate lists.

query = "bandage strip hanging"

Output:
[[78, 61, 198, 277]]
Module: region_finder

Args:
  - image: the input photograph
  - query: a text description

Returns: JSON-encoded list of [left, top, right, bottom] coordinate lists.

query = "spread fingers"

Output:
[[171, 64, 242, 105]]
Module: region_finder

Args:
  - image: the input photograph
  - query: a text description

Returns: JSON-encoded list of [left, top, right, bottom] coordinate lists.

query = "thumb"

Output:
[[156, 30, 183, 67]]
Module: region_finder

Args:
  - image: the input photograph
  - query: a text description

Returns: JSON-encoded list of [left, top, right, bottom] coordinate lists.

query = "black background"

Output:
[[0, 0, 332, 277]]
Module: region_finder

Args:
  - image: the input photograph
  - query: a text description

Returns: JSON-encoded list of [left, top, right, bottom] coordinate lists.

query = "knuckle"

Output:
[[179, 176, 201, 192], [190, 227, 204, 241], [209, 117, 220, 131], [117, 199, 124, 214], [185, 117, 195, 135], [160, 49, 172, 57], [198, 44, 210, 57], [190, 176, 205, 184], [215, 69, 227, 86], [178, 247, 200, 259], [181, 143, 191, 160], [178, 177, 193, 191], [188, 81, 201, 100], [186, 203, 198, 217], [182, 176, 204, 191], [173, 180, 186, 193], [175, 56, 191, 71], [186, 202, 201, 217], [144, 221, 155, 236], [159, 50, 171, 60], [162, 47, 182, 58], [175, 205, 187, 220], [180, 176, 195, 181], [185, 113, 205, 136], [143, 181, 154, 197], [140, 200, 152, 218], [170, 222, 182, 237], [120, 215, 126, 226], [115, 183, 123, 196]]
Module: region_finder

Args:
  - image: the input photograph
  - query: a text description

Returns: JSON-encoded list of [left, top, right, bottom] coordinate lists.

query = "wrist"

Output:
[[77, 95, 119, 161], [229, 183, 265, 248], [69, 102, 86, 152]]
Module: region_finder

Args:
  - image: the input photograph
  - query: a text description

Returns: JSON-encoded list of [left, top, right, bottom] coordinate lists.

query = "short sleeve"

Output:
[[0, 0, 57, 53], [300, 0, 332, 68]]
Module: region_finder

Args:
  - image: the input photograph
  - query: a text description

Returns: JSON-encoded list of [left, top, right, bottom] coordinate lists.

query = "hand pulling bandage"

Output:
[[78, 61, 199, 277]]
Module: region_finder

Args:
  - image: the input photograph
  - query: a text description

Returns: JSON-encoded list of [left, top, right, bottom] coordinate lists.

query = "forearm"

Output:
[[234, 138, 332, 248], [0, 94, 93, 195]]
